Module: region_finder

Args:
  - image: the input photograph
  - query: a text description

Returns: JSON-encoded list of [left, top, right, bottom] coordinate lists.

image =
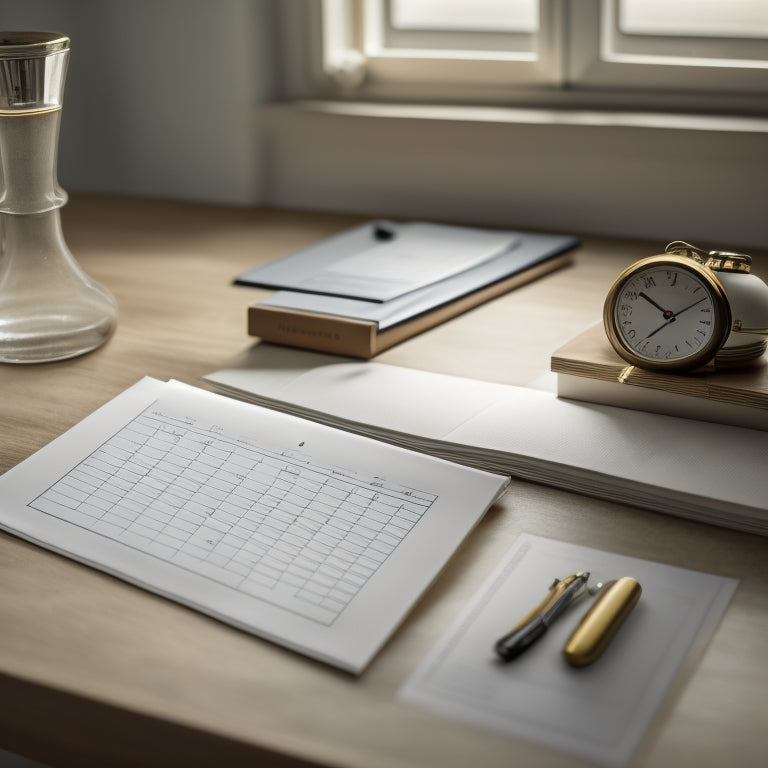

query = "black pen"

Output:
[[494, 572, 590, 662]]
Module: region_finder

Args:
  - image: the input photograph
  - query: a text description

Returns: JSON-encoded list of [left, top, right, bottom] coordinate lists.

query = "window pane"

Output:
[[620, 0, 768, 39], [390, 0, 538, 33]]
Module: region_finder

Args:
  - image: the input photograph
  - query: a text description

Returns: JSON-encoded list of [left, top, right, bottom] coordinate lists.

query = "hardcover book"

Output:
[[240, 221, 578, 358], [551, 322, 768, 431]]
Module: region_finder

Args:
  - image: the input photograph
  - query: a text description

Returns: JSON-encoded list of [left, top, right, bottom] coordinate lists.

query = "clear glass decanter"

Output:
[[0, 31, 117, 363]]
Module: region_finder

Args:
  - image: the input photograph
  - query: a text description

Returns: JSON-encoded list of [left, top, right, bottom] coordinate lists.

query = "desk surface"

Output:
[[1, 196, 766, 768]]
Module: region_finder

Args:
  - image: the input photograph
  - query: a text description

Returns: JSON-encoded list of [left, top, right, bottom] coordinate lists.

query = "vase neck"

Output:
[[0, 108, 67, 214]]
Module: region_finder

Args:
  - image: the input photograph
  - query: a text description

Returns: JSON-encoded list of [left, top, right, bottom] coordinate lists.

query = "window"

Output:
[[316, 0, 768, 112], [571, 0, 768, 96], [270, 1, 768, 250], [389, 0, 537, 34], [321, 0, 563, 92]]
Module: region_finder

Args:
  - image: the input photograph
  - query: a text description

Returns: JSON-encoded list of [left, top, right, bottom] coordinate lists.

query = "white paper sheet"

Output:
[[259, 230, 574, 330], [236, 222, 519, 302], [205, 348, 768, 534], [307, 225, 517, 301], [0, 377, 508, 673], [400, 534, 738, 767]]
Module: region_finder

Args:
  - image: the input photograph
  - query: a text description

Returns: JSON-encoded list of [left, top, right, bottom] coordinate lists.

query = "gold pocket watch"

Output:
[[603, 241, 768, 373]]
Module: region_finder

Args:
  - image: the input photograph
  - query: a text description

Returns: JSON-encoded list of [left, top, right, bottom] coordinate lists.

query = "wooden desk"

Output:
[[1, 196, 766, 768]]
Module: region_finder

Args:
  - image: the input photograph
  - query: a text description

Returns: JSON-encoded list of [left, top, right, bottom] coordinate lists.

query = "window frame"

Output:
[[321, 0, 564, 91], [296, 0, 768, 114], [569, 0, 768, 96]]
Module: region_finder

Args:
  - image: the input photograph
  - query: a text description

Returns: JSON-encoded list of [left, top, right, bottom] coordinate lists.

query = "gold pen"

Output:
[[563, 576, 641, 667], [495, 572, 590, 661]]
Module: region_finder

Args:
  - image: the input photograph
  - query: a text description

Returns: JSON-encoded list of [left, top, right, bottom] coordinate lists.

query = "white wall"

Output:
[[264, 103, 768, 250], [1, 0, 274, 204]]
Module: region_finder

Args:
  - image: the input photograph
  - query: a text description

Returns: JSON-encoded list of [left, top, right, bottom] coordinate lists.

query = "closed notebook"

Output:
[[239, 221, 578, 357]]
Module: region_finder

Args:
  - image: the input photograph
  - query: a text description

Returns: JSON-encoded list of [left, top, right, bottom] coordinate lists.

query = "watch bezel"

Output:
[[603, 254, 732, 373]]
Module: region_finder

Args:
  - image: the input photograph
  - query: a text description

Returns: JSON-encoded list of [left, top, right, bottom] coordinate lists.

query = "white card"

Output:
[[400, 533, 737, 767]]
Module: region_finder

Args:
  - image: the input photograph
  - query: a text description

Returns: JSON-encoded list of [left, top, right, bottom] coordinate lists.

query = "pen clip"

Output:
[[540, 572, 590, 625], [494, 572, 590, 662]]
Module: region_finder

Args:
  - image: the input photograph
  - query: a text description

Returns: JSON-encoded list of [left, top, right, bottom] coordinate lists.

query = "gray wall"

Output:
[[1, 0, 275, 204]]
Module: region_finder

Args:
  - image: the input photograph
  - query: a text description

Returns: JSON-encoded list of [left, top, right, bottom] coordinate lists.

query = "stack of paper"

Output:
[[237, 221, 528, 301], [205, 346, 768, 535], [237, 221, 578, 357], [0, 378, 508, 672]]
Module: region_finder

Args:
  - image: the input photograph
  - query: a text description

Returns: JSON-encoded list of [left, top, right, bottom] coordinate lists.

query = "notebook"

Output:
[[205, 346, 768, 535]]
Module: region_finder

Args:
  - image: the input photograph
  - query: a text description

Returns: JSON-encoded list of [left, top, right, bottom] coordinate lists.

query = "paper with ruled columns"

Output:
[[0, 377, 508, 673], [206, 345, 768, 535]]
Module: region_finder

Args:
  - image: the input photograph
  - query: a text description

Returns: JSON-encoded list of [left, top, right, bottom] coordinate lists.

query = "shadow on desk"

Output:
[[0, 750, 49, 768]]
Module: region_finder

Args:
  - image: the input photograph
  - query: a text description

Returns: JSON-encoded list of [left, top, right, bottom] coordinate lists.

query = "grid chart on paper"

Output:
[[29, 405, 436, 626]]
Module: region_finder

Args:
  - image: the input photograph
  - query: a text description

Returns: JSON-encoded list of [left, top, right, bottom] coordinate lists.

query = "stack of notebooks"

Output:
[[205, 345, 768, 536], [552, 323, 768, 431], [236, 221, 578, 358]]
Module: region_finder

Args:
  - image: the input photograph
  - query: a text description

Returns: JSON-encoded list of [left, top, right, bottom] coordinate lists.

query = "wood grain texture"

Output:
[[552, 322, 768, 407], [1, 195, 767, 768]]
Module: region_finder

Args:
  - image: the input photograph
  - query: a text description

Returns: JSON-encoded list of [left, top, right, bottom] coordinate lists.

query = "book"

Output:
[[205, 345, 768, 536], [551, 322, 768, 431], [0, 377, 508, 673], [238, 221, 578, 358]]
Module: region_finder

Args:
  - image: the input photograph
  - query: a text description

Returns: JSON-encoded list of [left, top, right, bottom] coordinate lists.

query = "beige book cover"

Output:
[[552, 322, 768, 428]]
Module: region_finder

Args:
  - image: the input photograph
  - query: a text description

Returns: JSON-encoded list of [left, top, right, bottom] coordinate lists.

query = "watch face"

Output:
[[604, 255, 731, 372]]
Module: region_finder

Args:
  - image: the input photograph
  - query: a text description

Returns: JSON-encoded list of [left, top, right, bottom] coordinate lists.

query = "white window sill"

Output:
[[263, 101, 768, 249], [277, 100, 768, 133]]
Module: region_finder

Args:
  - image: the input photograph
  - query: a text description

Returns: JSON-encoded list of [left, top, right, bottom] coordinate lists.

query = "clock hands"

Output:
[[638, 292, 675, 340], [671, 296, 707, 318], [644, 318, 673, 341], [639, 291, 669, 316], [639, 295, 708, 342]]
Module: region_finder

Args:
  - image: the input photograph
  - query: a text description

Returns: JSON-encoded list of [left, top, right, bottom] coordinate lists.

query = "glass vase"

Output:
[[0, 31, 117, 363]]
